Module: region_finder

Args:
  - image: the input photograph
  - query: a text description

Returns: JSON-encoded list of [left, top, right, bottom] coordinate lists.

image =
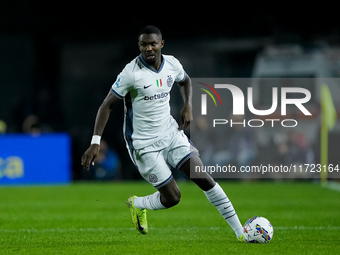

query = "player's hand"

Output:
[[179, 103, 193, 130], [81, 144, 100, 170]]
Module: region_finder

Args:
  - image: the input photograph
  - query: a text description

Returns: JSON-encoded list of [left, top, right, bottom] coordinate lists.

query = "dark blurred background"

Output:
[[1, 1, 339, 181]]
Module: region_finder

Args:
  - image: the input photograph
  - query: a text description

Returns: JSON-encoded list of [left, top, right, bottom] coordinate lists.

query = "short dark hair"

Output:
[[138, 25, 162, 39]]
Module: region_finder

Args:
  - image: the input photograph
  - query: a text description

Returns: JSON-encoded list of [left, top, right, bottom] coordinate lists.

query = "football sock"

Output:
[[204, 183, 243, 238], [133, 191, 166, 210]]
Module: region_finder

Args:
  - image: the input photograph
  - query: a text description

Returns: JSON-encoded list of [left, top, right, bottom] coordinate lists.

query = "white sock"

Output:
[[204, 183, 243, 238], [133, 191, 166, 210]]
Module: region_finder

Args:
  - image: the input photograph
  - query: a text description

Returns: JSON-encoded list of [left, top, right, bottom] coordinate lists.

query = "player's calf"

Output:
[[159, 190, 181, 208], [158, 178, 181, 208]]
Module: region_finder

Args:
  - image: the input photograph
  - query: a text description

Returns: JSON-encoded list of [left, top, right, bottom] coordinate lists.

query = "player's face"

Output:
[[138, 33, 164, 66]]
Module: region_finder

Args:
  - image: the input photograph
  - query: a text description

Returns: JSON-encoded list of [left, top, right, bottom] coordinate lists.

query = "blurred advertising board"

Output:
[[0, 133, 71, 185]]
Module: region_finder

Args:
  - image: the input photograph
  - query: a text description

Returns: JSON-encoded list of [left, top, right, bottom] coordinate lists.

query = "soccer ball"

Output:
[[243, 216, 273, 243]]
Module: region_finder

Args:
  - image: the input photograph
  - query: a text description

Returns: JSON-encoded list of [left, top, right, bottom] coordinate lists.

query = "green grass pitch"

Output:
[[1, 181, 340, 254]]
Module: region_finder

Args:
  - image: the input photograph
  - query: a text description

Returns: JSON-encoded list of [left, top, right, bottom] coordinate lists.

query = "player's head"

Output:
[[138, 25, 164, 65], [138, 25, 162, 40]]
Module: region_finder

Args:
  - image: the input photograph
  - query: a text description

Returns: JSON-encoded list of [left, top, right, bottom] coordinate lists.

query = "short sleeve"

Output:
[[110, 65, 135, 99], [173, 57, 187, 83]]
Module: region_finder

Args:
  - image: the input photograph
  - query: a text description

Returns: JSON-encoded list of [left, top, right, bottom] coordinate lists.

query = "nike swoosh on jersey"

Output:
[[144, 84, 152, 89]]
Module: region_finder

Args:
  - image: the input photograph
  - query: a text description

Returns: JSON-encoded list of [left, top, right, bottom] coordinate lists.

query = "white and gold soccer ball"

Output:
[[243, 216, 273, 243]]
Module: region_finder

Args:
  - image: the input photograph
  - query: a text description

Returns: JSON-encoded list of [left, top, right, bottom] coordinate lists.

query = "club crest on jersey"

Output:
[[167, 75, 173, 87]]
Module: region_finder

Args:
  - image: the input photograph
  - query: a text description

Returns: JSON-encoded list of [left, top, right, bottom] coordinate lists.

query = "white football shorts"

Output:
[[133, 129, 199, 189]]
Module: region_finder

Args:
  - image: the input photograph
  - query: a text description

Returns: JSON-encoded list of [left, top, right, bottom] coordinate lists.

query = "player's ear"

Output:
[[161, 40, 164, 48]]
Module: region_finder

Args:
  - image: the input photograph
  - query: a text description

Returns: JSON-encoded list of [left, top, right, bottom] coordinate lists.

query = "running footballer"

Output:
[[81, 26, 245, 241]]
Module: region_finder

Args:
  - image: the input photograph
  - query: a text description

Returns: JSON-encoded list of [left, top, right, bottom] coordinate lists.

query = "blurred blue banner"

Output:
[[0, 134, 71, 185]]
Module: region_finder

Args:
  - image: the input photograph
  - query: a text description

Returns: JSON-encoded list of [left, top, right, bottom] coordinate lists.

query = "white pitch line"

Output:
[[274, 226, 340, 230], [0, 227, 130, 233], [1, 226, 340, 233], [324, 181, 340, 193]]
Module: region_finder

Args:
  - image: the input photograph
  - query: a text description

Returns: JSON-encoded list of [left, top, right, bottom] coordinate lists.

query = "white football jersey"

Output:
[[111, 54, 186, 152]]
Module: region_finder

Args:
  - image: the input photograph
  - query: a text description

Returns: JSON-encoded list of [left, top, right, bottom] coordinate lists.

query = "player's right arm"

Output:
[[81, 91, 120, 170], [81, 60, 134, 170]]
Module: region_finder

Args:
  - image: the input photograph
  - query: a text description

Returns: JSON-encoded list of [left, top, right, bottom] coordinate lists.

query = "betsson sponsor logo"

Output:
[[144, 92, 169, 101]]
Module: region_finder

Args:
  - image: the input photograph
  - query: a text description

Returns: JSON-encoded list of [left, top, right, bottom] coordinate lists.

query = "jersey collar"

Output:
[[139, 54, 165, 73]]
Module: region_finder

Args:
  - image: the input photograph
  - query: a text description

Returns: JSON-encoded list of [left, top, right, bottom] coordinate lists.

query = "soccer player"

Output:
[[81, 25, 245, 241]]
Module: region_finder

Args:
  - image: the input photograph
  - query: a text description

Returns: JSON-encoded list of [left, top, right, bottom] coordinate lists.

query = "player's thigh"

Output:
[[167, 130, 198, 170], [134, 149, 173, 189]]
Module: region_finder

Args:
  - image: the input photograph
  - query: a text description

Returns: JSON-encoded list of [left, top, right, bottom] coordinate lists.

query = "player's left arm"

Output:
[[177, 74, 193, 130]]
